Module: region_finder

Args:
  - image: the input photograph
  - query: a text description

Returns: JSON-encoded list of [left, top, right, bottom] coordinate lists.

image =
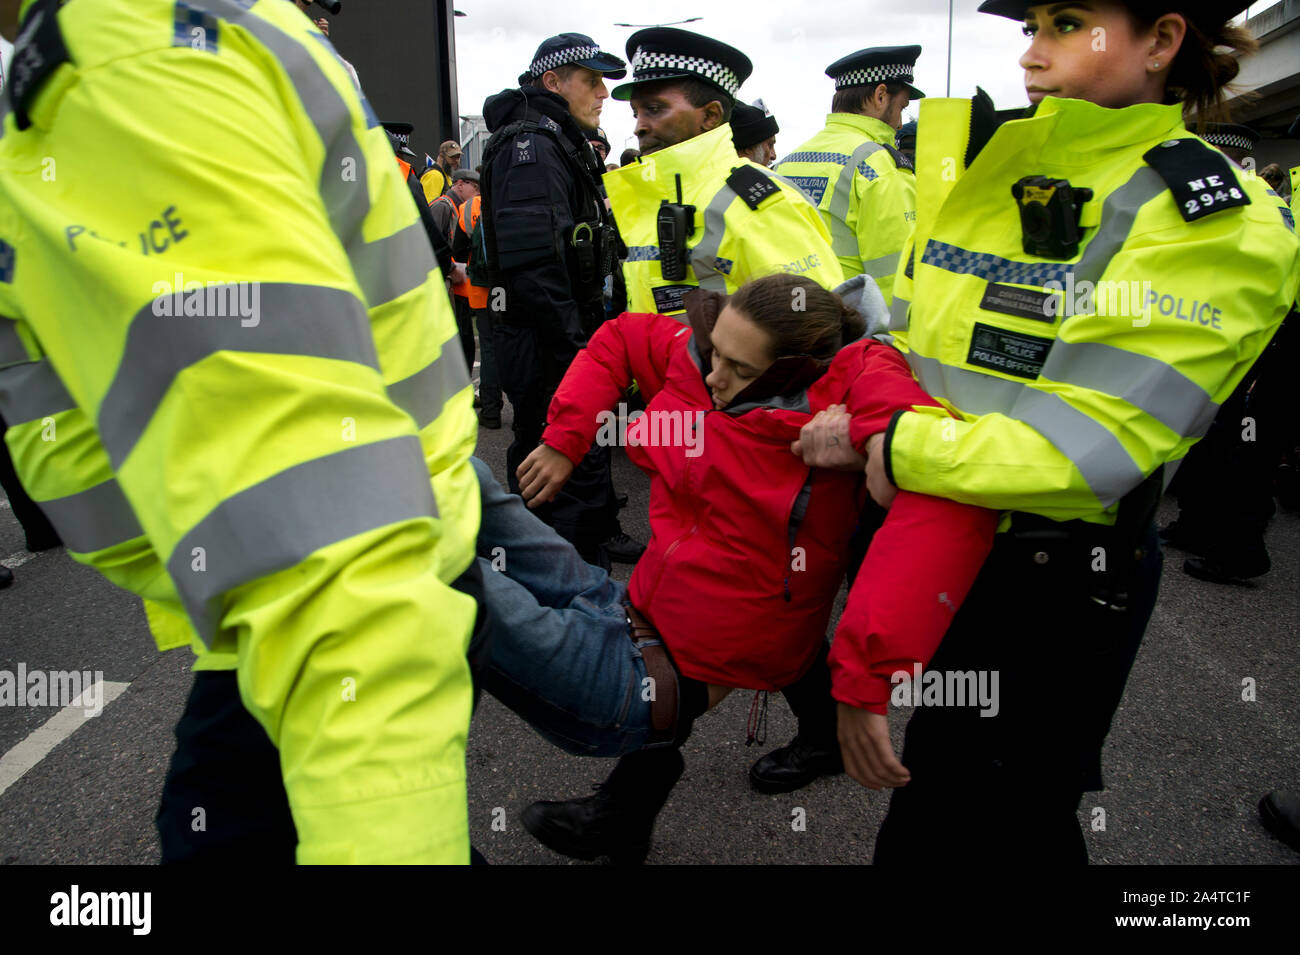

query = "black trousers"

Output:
[[493, 321, 618, 565], [452, 294, 477, 375], [873, 524, 1162, 865], [0, 411, 61, 551], [155, 670, 297, 865]]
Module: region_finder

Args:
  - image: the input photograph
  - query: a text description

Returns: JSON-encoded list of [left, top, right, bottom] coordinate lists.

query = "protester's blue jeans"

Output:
[[469, 456, 654, 756]]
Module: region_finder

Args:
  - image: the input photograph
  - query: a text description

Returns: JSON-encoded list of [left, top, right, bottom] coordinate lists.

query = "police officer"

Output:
[[776, 46, 922, 305], [837, 0, 1299, 863], [1161, 122, 1294, 584], [0, 0, 481, 863], [481, 33, 644, 567], [384, 119, 458, 281], [731, 101, 779, 167], [604, 27, 843, 319]]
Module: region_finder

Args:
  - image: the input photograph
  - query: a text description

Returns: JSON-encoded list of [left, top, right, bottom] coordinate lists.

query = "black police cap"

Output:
[[825, 45, 924, 100], [895, 120, 918, 148], [519, 32, 627, 86], [1197, 122, 1260, 152], [978, 0, 1251, 25], [381, 121, 419, 160], [612, 27, 753, 102], [731, 102, 780, 151]]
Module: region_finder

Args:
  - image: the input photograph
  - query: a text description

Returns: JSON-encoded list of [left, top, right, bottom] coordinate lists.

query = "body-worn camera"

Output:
[[657, 174, 696, 281], [1011, 176, 1093, 259]]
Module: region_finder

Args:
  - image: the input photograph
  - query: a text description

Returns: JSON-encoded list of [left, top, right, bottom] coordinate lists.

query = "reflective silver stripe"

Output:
[[1040, 340, 1217, 438], [1066, 166, 1165, 318], [98, 283, 378, 469], [827, 141, 885, 257], [0, 320, 29, 367], [1163, 457, 1184, 490], [889, 295, 910, 333], [40, 478, 144, 555], [861, 251, 900, 280], [387, 346, 469, 431], [168, 435, 438, 645], [905, 350, 1143, 504], [689, 185, 740, 294], [188, 0, 433, 307], [0, 358, 77, 424]]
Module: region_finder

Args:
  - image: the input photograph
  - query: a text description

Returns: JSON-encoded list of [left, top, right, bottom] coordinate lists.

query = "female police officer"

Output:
[[831, 0, 1300, 863]]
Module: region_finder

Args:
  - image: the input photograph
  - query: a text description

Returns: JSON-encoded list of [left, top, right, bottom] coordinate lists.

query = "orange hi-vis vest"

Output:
[[454, 195, 489, 309]]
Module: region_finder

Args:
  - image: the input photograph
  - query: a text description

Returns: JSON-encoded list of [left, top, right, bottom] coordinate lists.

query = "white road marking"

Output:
[[1, 551, 36, 569], [0, 681, 130, 798]]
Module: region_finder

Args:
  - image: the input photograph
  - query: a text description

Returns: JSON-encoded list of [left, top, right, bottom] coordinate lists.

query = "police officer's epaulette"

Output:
[[1142, 137, 1251, 222], [880, 143, 914, 173], [8, 0, 71, 132], [726, 165, 781, 210]]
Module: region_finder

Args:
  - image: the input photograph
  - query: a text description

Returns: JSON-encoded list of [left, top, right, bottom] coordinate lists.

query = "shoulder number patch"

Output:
[[726, 165, 780, 211], [1143, 138, 1250, 222], [513, 138, 537, 165]]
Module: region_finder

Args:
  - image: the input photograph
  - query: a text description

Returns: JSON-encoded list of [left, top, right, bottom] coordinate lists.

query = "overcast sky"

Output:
[[450, 0, 1276, 158], [0, 1, 1280, 151]]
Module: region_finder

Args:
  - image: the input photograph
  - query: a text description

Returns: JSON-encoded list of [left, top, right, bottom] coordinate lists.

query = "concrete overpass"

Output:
[[1230, 0, 1300, 182]]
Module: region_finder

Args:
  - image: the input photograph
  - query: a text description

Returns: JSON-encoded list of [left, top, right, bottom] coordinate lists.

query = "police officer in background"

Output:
[[777, 46, 921, 305], [481, 34, 644, 567], [895, 120, 917, 168], [731, 101, 779, 167], [605, 28, 842, 319]]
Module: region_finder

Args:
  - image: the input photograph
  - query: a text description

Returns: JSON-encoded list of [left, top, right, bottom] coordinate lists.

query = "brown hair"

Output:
[[1130, 10, 1258, 127], [531, 63, 582, 89], [831, 81, 906, 116], [728, 275, 865, 362]]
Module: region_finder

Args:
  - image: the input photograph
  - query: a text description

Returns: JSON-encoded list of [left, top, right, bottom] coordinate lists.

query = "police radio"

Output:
[[1011, 176, 1093, 259], [657, 174, 696, 281]]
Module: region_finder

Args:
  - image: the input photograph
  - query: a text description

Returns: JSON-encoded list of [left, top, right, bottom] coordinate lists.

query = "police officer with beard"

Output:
[[481, 34, 644, 567]]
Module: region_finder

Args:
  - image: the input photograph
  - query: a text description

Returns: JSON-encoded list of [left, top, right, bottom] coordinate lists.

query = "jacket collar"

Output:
[[826, 112, 898, 146], [996, 96, 1186, 165], [620, 123, 736, 183]]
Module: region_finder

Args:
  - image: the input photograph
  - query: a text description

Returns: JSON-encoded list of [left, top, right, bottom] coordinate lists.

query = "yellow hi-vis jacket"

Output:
[[885, 95, 1300, 525], [883, 97, 1300, 527], [776, 113, 916, 304], [0, 0, 479, 863], [604, 124, 843, 317]]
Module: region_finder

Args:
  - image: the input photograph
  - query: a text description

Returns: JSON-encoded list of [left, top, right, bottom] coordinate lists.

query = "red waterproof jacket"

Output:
[[542, 295, 998, 712]]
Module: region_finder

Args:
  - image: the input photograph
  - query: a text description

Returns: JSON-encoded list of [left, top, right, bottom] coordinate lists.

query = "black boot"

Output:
[[750, 643, 843, 794], [521, 747, 684, 865], [1259, 791, 1300, 854]]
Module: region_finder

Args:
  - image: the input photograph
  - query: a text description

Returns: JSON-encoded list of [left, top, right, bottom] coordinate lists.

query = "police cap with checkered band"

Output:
[[1197, 122, 1260, 154], [825, 46, 925, 100], [517, 32, 627, 87], [611, 28, 753, 102]]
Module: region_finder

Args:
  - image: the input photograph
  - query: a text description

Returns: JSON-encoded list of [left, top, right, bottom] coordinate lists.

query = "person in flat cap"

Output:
[[519, 25, 844, 867], [731, 101, 779, 167], [776, 45, 920, 308], [479, 33, 643, 574], [1197, 122, 1259, 167], [834, 0, 1298, 869]]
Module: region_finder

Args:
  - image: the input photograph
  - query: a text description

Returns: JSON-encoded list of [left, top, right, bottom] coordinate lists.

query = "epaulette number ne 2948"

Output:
[[1143, 138, 1251, 223]]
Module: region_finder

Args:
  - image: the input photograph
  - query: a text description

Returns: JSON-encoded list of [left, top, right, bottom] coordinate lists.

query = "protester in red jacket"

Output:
[[503, 273, 997, 862]]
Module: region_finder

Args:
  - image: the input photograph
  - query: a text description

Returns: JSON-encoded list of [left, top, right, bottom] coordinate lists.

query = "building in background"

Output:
[[1227, 1, 1300, 189], [459, 115, 490, 170]]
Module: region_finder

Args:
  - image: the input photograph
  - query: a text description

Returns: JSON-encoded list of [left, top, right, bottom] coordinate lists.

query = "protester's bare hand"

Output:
[[449, 262, 468, 286], [315, 17, 329, 36], [517, 445, 575, 508], [864, 432, 897, 509], [838, 703, 911, 790], [791, 404, 866, 471]]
